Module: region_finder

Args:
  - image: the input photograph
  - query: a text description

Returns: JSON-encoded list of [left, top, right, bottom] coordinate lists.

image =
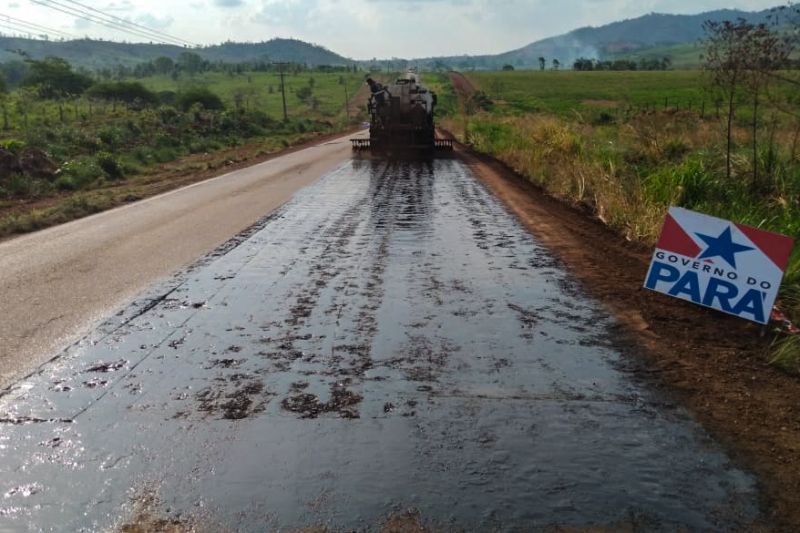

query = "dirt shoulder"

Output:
[[460, 145, 800, 531]]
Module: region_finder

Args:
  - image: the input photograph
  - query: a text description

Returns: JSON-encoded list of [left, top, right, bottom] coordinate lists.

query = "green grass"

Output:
[[0, 70, 366, 135], [421, 72, 459, 118], [139, 71, 364, 120], [468, 70, 711, 116]]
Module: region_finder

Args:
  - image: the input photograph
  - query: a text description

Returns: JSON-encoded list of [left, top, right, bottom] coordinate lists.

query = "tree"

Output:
[[86, 81, 159, 107], [178, 52, 205, 75], [177, 87, 224, 111], [22, 57, 93, 99], [296, 85, 313, 104], [739, 23, 789, 187], [0, 76, 8, 130], [552, 59, 560, 70], [704, 19, 753, 181], [703, 18, 789, 183], [0, 60, 28, 87], [501, 64, 515, 71], [153, 56, 175, 75], [538, 57, 546, 71]]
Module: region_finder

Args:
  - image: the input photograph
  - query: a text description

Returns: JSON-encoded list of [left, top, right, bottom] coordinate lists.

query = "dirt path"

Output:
[[0, 156, 761, 531], [460, 146, 800, 531], [0, 132, 362, 389], [448, 70, 477, 98]]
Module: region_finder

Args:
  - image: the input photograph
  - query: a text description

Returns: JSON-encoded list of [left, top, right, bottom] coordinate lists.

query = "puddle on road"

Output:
[[0, 159, 758, 532]]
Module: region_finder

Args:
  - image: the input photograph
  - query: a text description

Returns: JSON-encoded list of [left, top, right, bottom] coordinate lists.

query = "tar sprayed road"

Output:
[[0, 158, 758, 532]]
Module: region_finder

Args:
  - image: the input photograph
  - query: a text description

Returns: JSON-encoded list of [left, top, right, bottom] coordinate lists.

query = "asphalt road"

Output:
[[0, 156, 759, 531], [0, 133, 356, 388]]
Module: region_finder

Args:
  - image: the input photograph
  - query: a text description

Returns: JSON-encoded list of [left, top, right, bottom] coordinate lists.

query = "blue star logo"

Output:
[[695, 226, 754, 269]]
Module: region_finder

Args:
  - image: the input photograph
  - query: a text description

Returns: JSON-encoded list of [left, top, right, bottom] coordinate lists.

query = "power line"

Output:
[[30, 0, 192, 46], [0, 13, 75, 39], [30, 0, 175, 44], [60, 0, 195, 46], [34, 0, 189, 45], [0, 21, 66, 40]]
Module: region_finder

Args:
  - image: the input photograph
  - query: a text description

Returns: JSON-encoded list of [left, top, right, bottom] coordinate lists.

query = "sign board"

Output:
[[644, 207, 794, 324]]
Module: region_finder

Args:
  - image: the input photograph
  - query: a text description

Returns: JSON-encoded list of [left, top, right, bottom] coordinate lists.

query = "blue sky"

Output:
[[1, 0, 783, 59]]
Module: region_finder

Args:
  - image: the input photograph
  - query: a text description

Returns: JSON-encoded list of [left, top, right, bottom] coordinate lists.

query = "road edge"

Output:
[[457, 142, 800, 532]]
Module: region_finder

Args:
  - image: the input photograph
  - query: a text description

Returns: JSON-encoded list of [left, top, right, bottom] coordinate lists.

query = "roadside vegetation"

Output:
[[0, 54, 366, 237], [439, 8, 800, 372]]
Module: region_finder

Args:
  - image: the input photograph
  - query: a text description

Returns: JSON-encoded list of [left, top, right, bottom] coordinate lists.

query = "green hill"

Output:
[[0, 37, 352, 69], [415, 7, 773, 70]]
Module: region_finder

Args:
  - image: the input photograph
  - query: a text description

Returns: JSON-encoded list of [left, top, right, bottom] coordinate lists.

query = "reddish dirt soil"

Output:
[[448, 71, 478, 96], [459, 146, 800, 532]]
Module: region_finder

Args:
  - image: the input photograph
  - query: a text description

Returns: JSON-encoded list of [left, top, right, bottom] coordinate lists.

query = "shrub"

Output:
[[60, 157, 103, 188], [87, 81, 158, 106], [54, 175, 77, 191], [152, 146, 181, 163], [0, 139, 26, 153], [95, 151, 124, 181], [158, 105, 180, 125], [594, 111, 615, 125], [158, 91, 178, 106], [469, 90, 494, 111], [177, 87, 224, 111], [97, 126, 125, 148], [663, 138, 690, 161]]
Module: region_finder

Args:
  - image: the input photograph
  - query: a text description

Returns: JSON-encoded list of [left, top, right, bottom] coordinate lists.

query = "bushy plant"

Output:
[[60, 157, 103, 189], [97, 126, 125, 149], [177, 87, 224, 111], [95, 151, 124, 181], [0, 138, 26, 153]]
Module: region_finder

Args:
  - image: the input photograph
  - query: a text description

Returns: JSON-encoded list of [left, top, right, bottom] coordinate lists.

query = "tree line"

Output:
[[572, 57, 672, 71], [0, 56, 224, 113], [0, 52, 360, 92]]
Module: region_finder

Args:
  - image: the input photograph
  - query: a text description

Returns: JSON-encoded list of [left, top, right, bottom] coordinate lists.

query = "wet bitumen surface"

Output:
[[0, 158, 758, 532]]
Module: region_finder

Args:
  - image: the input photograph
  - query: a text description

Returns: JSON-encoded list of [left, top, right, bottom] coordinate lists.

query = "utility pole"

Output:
[[273, 62, 289, 121]]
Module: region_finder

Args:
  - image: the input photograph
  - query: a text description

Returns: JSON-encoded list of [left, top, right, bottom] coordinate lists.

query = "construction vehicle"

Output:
[[351, 70, 452, 153]]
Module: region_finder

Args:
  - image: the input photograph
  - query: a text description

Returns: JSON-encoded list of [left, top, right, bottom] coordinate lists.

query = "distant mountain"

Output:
[[414, 8, 774, 70], [0, 37, 352, 69], [0, 6, 779, 72]]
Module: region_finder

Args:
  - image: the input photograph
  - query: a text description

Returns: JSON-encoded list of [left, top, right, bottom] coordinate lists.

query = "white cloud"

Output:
[[7, 0, 784, 58], [135, 13, 174, 30]]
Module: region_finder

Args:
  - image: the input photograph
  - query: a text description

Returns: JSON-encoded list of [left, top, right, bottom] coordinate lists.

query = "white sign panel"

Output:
[[644, 207, 794, 324]]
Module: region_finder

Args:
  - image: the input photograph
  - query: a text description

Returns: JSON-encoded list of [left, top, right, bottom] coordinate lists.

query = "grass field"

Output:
[[466, 70, 779, 120], [139, 71, 364, 120], [0, 71, 365, 133]]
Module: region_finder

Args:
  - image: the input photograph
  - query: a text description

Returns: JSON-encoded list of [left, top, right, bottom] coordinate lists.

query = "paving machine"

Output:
[[351, 71, 452, 153]]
